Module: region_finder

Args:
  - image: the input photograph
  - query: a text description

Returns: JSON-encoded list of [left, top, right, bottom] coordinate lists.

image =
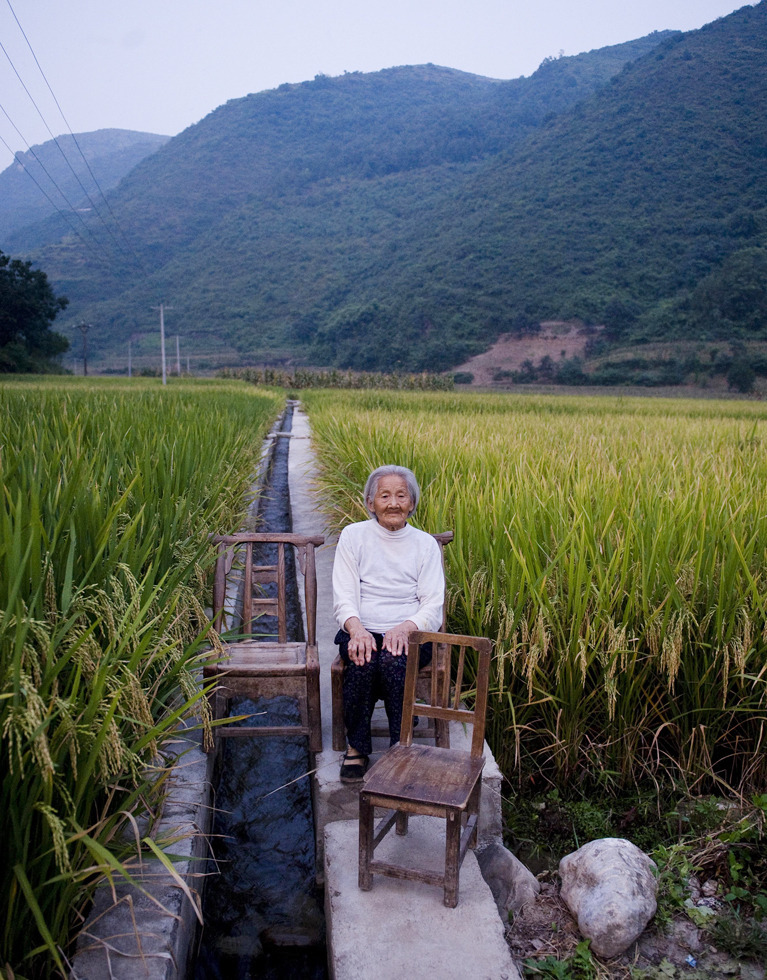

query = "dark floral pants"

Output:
[[335, 629, 432, 755]]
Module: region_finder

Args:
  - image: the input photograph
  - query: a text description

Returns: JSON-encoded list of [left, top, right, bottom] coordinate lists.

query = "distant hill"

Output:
[[28, 32, 672, 371], [18, 9, 767, 376], [0, 129, 169, 248]]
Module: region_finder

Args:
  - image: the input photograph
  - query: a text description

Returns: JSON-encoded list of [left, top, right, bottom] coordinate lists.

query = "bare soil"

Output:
[[454, 321, 595, 385], [508, 876, 765, 979]]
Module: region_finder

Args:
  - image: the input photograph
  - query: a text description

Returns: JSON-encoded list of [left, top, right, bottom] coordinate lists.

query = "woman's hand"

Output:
[[344, 617, 375, 666], [382, 620, 418, 657]]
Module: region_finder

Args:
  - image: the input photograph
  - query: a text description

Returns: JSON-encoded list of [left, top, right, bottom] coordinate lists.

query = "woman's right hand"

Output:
[[344, 617, 375, 665]]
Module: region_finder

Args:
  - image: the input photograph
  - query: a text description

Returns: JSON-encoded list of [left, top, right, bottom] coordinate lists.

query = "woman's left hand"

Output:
[[381, 620, 418, 657]]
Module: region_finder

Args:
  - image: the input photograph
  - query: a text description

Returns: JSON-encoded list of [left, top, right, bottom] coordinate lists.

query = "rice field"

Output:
[[301, 389, 767, 799], [0, 377, 283, 979]]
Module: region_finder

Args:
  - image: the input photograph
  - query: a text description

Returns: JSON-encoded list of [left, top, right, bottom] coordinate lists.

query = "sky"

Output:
[[0, 0, 759, 168]]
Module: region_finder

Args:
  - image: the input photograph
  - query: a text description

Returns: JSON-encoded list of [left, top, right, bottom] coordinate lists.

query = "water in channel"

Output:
[[194, 405, 327, 980]]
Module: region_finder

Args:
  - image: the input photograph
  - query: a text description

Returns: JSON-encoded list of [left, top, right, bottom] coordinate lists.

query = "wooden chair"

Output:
[[358, 630, 492, 908], [330, 531, 453, 752], [203, 532, 325, 753]]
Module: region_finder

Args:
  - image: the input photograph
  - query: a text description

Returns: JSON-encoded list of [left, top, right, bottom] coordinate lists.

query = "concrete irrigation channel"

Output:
[[71, 402, 519, 980]]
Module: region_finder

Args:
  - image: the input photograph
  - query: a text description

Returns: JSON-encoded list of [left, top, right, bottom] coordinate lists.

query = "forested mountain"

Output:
[[0, 130, 169, 248], [17, 4, 767, 374]]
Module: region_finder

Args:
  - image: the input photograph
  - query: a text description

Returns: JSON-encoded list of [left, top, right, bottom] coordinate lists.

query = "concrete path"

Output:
[[287, 404, 521, 980], [325, 819, 519, 980]]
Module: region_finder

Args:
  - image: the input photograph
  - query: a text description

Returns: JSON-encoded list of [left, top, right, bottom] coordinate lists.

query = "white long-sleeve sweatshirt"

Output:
[[332, 519, 444, 634]]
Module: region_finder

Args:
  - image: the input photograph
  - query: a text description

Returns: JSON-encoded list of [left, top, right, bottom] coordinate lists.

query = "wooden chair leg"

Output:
[[395, 811, 409, 836], [298, 692, 310, 730], [307, 664, 323, 753], [468, 783, 482, 848], [444, 811, 461, 908], [331, 655, 346, 752], [359, 794, 374, 891]]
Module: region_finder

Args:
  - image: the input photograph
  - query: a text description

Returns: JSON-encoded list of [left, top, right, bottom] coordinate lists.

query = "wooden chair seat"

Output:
[[204, 532, 324, 752], [358, 630, 492, 908], [330, 531, 453, 752], [363, 743, 485, 811], [214, 641, 308, 671]]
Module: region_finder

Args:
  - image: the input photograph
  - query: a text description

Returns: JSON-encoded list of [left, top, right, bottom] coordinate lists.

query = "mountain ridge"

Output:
[[0, 129, 169, 248], [9, 9, 766, 377]]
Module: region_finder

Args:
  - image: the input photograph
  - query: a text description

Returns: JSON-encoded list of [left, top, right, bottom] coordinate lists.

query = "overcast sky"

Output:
[[0, 0, 758, 168]]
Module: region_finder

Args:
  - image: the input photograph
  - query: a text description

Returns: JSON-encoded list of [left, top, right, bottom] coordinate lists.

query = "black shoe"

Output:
[[340, 752, 369, 783]]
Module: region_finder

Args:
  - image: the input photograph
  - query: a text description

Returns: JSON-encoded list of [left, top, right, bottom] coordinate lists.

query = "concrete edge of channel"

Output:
[[70, 405, 291, 980], [69, 725, 215, 980]]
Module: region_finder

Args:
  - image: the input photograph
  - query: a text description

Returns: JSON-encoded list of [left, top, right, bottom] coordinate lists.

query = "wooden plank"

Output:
[[459, 815, 479, 865], [304, 543, 317, 646], [330, 655, 346, 752], [217, 725, 310, 738], [358, 795, 374, 891], [367, 860, 445, 888], [217, 663, 309, 678], [444, 812, 461, 907], [213, 546, 227, 632], [364, 743, 485, 809], [277, 542, 287, 644], [212, 532, 324, 547], [471, 640, 492, 757], [454, 645, 466, 710], [243, 541, 253, 633], [214, 675, 311, 698], [306, 657, 322, 753], [250, 597, 279, 616], [372, 809, 398, 849], [222, 641, 305, 663], [407, 704, 474, 726]]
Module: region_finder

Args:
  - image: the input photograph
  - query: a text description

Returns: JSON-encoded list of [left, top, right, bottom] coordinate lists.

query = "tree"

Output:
[[0, 251, 69, 372], [690, 248, 767, 337], [727, 358, 756, 393]]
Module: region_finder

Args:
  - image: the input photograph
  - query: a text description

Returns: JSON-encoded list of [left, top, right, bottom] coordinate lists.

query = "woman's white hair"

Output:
[[363, 465, 420, 519]]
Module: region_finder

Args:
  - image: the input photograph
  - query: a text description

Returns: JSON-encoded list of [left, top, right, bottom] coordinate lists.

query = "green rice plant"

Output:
[[302, 389, 767, 797], [0, 377, 283, 978]]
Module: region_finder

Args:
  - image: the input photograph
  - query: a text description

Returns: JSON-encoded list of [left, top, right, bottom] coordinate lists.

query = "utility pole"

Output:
[[128, 337, 132, 378], [152, 305, 174, 385], [176, 334, 181, 376], [159, 304, 167, 385], [78, 322, 90, 376]]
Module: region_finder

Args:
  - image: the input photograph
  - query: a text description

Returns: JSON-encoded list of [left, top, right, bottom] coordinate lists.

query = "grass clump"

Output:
[[0, 377, 282, 978], [523, 940, 602, 979]]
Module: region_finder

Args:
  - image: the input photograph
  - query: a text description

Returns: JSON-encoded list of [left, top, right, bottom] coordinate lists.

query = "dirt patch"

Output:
[[507, 877, 765, 979], [454, 321, 596, 386]]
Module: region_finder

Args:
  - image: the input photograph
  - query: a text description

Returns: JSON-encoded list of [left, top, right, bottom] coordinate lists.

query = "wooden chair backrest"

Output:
[[212, 532, 324, 643], [430, 531, 453, 632], [401, 630, 492, 759]]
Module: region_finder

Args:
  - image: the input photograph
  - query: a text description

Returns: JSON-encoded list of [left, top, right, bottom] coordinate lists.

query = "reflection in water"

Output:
[[194, 700, 326, 980]]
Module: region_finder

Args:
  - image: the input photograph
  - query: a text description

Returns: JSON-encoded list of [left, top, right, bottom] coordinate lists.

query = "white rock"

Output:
[[559, 838, 657, 958]]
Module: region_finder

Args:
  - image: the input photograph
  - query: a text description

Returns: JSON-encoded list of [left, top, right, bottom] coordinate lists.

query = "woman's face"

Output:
[[370, 474, 412, 532]]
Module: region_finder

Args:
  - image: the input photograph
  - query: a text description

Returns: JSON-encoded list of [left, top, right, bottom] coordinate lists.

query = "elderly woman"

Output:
[[332, 464, 444, 782]]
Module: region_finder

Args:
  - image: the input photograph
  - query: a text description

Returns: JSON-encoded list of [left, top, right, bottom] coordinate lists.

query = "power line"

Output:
[[0, 75, 143, 273], [1, 0, 150, 276], [0, 124, 122, 277]]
